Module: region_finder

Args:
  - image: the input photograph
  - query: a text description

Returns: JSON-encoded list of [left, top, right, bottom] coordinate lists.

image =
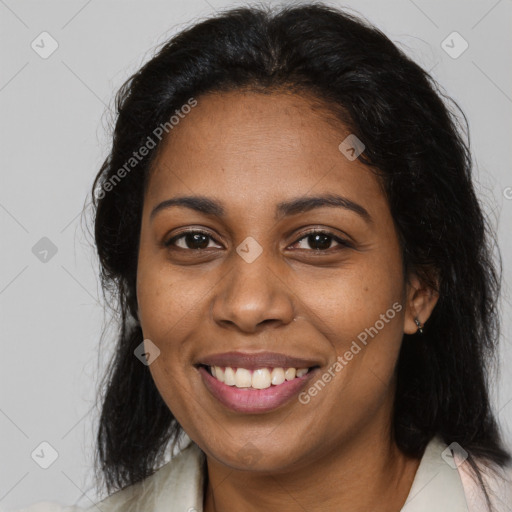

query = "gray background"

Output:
[[1, 0, 511, 508]]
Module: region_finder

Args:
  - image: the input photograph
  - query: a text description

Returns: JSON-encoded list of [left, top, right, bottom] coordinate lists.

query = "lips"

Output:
[[194, 351, 322, 413], [198, 365, 319, 413]]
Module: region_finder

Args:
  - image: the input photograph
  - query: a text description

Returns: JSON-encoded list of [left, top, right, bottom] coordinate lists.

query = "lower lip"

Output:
[[198, 366, 318, 414]]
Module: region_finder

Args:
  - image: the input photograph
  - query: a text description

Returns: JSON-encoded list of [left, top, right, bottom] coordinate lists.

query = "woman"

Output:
[[87, 3, 512, 511]]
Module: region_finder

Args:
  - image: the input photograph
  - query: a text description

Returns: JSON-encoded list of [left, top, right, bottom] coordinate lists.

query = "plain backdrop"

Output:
[[1, 0, 511, 508]]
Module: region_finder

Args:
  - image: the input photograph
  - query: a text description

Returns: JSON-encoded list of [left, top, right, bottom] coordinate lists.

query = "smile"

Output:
[[197, 364, 320, 413]]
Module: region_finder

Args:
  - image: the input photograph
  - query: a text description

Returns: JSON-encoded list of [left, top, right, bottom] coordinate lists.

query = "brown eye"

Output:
[[165, 230, 221, 250], [290, 230, 352, 251]]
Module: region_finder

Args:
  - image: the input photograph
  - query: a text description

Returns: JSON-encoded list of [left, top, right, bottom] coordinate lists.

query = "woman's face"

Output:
[[136, 90, 432, 471]]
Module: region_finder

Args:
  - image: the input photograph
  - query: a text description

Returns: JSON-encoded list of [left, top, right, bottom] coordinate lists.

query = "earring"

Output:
[[414, 318, 424, 334]]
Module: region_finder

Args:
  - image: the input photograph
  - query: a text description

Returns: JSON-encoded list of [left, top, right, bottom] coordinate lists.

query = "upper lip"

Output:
[[195, 351, 322, 370]]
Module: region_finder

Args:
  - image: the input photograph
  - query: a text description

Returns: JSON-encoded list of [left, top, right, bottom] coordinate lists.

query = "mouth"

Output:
[[195, 363, 321, 413]]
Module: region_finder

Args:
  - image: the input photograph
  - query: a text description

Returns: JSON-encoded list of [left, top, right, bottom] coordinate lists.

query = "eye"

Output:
[[164, 230, 222, 250], [164, 228, 352, 252], [289, 229, 353, 251]]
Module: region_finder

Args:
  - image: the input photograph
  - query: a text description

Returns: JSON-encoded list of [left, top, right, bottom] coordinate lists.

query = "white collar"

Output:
[[401, 436, 469, 511]]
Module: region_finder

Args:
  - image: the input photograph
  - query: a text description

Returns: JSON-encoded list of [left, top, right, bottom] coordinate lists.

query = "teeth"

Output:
[[285, 368, 296, 381], [252, 368, 271, 389], [271, 368, 285, 385], [235, 368, 252, 388], [224, 367, 236, 386], [208, 365, 311, 389], [215, 366, 225, 383]]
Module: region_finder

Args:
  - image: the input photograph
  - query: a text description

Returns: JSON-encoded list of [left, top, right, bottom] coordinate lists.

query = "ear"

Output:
[[403, 272, 439, 334]]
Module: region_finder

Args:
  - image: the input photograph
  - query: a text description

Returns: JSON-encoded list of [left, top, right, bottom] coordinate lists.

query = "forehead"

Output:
[[145, 90, 386, 218]]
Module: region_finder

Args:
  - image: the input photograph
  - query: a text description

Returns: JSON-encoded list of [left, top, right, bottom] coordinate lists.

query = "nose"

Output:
[[211, 251, 296, 334]]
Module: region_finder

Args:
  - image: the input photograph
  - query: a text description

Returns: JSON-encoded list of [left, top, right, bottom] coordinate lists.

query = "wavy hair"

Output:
[[90, 2, 510, 507]]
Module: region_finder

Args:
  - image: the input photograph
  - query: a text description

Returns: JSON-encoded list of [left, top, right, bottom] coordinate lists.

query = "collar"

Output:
[[401, 436, 469, 511]]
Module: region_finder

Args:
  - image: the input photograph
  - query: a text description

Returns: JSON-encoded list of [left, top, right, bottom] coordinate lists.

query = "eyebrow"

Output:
[[150, 193, 372, 224]]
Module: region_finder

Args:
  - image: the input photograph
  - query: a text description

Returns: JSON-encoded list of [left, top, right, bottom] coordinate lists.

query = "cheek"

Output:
[[299, 249, 405, 397], [135, 254, 206, 423], [302, 254, 404, 341], [136, 252, 202, 341]]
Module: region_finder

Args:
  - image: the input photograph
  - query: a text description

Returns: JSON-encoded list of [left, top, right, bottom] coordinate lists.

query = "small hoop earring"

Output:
[[414, 318, 424, 334]]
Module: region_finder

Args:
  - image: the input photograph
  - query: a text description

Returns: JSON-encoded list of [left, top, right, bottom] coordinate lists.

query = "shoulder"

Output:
[[86, 441, 205, 512], [456, 452, 512, 512], [403, 435, 511, 512]]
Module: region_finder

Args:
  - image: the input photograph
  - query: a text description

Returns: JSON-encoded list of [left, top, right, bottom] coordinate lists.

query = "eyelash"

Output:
[[164, 228, 353, 252]]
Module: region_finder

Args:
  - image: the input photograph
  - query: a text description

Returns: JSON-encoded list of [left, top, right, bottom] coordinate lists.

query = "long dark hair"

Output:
[[90, 2, 511, 505]]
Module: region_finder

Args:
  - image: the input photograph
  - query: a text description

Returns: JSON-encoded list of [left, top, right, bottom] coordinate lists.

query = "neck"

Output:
[[203, 424, 421, 512]]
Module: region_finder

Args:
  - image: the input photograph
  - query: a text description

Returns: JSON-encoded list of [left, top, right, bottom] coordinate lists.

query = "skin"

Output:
[[136, 90, 439, 512]]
